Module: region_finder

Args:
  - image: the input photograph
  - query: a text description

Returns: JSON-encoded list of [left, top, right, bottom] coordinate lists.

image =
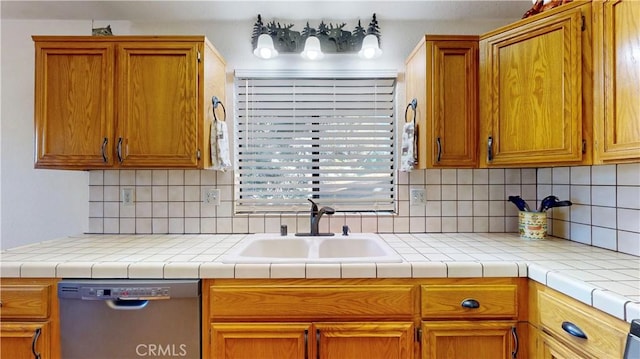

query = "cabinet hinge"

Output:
[[416, 327, 422, 342], [582, 140, 587, 154], [581, 15, 586, 31], [197, 51, 201, 62]]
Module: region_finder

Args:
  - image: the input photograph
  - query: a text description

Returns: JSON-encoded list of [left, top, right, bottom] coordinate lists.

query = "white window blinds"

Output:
[[235, 76, 396, 213]]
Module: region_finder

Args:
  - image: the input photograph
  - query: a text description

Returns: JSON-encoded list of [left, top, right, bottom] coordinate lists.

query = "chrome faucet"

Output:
[[301, 199, 335, 236]]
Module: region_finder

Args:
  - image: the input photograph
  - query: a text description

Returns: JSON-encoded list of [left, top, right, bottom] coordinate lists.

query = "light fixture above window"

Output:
[[253, 33, 279, 59], [251, 14, 382, 60], [358, 34, 382, 59], [300, 36, 324, 60]]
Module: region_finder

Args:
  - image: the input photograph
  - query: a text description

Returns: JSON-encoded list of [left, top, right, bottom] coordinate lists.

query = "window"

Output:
[[234, 74, 396, 213]]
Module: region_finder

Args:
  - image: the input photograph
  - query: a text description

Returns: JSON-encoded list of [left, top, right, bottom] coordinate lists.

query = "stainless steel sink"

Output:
[[222, 233, 402, 263]]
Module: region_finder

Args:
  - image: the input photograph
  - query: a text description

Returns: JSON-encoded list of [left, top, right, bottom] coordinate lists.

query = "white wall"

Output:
[[0, 20, 128, 250]]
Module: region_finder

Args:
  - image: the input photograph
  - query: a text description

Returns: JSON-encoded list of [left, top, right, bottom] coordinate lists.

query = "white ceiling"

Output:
[[1, 1, 533, 22]]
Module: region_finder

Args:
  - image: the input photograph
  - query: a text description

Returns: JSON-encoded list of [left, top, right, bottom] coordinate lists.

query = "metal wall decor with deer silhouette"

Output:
[[251, 13, 381, 54]]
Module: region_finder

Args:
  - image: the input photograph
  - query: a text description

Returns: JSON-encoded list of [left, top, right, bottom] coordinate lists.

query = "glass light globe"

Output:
[[301, 36, 324, 60], [358, 34, 382, 59], [253, 34, 278, 59]]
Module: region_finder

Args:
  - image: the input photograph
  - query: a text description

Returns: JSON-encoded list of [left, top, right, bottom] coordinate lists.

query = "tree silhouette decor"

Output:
[[250, 13, 381, 54]]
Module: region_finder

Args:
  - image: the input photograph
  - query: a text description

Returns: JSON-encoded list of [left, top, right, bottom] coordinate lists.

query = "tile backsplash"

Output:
[[88, 164, 639, 256]]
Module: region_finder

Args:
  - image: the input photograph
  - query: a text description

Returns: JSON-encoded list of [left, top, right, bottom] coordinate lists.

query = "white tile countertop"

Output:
[[1, 233, 638, 322]]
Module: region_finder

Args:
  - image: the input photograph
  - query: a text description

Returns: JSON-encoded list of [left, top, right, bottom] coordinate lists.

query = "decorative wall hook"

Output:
[[251, 13, 381, 59]]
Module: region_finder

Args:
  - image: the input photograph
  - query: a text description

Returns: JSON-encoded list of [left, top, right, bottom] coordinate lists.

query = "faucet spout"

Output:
[[308, 199, 334, 236]]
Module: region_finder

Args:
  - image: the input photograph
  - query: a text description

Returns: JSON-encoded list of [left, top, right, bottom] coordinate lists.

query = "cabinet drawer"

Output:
[[210, 285, 415, 320], [0, 285, 50, 319], [538, 290, 626, 358], [421, 284, 518, 319]]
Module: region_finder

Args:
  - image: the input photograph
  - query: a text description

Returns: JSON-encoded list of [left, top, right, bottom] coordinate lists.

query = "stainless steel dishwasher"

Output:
[[58, 279, 200, 359], [625, 319, 640, 359]]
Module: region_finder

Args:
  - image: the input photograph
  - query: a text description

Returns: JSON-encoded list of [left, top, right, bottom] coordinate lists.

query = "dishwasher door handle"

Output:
[[106, 299, 150, 310]]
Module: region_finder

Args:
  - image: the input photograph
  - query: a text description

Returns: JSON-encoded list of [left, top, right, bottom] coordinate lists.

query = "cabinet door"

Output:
[[538, 331, 589, 359], [421, 321, 517, 359], [593, 0, 640, 163], [34, 41, 114, 169], [117, 42, 200, 168], [405, 36, 478, 169], [0, 322, 50, 359], [211, 323, 311, 359], [427, 39, 478, 168], [316, 322, 414, 359], [480, 7, 585, 166]]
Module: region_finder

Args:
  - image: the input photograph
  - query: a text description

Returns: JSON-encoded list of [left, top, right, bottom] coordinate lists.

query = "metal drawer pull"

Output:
[[316, 329, 321, 359], [436, 137, 442, 162], [117, 137, 123, 163], [461, 298, 480, 309], [487, 136, 493, 162], [561, 321, 588, 339], [304, 329, 308, 359], [511, 326, 519, 359], [32, 327, 42, 359], [101, 137, 108, 162], [106, 299, 150, 310]]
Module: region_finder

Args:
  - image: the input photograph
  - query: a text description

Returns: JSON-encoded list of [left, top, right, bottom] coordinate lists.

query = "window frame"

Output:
[[233, 71, 398, 214]]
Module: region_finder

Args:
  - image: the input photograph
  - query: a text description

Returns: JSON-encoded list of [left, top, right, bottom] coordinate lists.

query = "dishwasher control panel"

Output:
[[82, 286, 171, 300], [58, 280, 200, 301]]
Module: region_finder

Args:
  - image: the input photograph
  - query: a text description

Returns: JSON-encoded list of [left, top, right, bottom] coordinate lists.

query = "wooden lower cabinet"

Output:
[[211, 323, 310, 359], [211, 322, 414, 359], [529, 282, 628, 359], [204, 279, 417, 359], [421, 320, 518, 359], [204, 278, 530, 359], [420, 279, 524, 359], [538, 331, 589, 359], [316, 322, 414, 359], [0, 322, 50, 359], [0, 278, 59, 359]]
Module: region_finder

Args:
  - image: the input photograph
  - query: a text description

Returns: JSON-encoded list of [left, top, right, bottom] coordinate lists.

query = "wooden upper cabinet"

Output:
[[34, 41, 115, 168], [593, 0, 640, 163], [116, 42, 200, 167], [479, 2, 592, 167], [33, 36, 226, 170], [405, 35, 478, 168]]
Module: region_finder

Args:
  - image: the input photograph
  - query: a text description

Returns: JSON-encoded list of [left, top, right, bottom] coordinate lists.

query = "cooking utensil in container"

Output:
[[538, 195, 572, 211], [508, 195, 531, 211]]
